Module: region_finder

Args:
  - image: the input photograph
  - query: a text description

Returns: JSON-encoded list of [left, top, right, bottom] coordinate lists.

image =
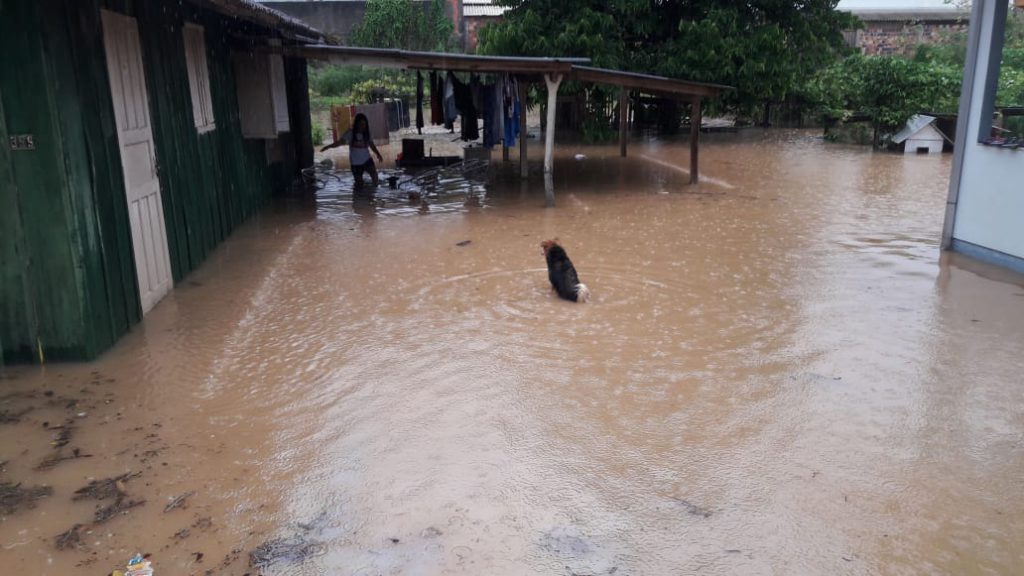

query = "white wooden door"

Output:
[[101, 10, 173, 314]]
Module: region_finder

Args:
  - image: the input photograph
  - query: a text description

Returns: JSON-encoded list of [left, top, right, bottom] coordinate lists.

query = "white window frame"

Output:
[[183, 23, 216, 133]]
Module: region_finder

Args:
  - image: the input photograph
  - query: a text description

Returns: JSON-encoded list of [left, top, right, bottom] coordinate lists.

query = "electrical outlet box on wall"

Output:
[[232, 51, 290, 139]]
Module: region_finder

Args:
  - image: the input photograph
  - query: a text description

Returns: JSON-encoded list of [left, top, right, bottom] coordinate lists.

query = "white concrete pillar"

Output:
[[543, 73, 562, 177]]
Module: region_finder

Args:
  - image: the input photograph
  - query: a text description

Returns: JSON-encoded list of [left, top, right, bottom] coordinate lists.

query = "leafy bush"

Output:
[[309, 65, 381, 97], [308, 65, 418, 110], [311, 122, 325, 146], [802, 55, 962, 141]]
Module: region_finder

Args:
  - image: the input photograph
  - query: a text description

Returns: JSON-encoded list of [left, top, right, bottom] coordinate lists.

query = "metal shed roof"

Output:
[[571, 66, 729, 98], [287, 45, 729, 97], [287, 45, 589, 73], [195, 0, 325, 41]]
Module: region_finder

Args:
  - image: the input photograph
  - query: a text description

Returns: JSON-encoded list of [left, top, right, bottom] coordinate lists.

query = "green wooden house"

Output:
[[1, 0, 321, 363]]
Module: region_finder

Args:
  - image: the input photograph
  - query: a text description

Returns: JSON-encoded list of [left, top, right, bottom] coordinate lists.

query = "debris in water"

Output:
[[0, 406, 33, 424], [249, 536, 326, 569], [421, 526, 444, 538], [388, 537, 400, 544], [456, 240, 472, 247], [670, 496, 713, 518], [123, 552, 155, 575], [73, 472, 140, 501], [50, 420, 75, 447], [54, 524, 85, 550], [163, 490, 195, 512], [540, 526, 591, 557], [94, 497, 146, 524], [0, 481, 54, 515]]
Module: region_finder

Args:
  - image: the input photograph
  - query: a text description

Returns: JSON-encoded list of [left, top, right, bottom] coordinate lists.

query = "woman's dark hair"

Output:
[[352, 113, 371, 139]]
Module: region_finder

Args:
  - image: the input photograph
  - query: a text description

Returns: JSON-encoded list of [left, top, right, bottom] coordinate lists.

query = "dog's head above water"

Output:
[[540, 238, 560, 256]]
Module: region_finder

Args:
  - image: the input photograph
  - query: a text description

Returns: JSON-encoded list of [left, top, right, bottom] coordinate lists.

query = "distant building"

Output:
[[838, 0, 969, 55], [463, 0, 507, 52], [943, 1, 1024, 273]]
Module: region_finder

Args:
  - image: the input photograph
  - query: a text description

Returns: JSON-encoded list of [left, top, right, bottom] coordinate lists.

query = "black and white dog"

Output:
[[541, 239, 591, 303]]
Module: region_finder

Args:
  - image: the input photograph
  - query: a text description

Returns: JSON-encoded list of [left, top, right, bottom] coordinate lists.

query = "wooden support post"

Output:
[[519, 81, 528, 179], [502, 144, 510, 162], [619, 87, 628, 157], [690, 96, 701, 185], [543, 73, 562, 177]]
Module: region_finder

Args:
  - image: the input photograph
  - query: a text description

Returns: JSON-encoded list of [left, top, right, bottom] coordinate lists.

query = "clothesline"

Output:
[[414, 70, 522, 149]]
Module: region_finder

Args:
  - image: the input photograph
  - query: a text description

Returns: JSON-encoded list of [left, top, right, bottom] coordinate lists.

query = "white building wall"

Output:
[[950, 0, 1024, 262]]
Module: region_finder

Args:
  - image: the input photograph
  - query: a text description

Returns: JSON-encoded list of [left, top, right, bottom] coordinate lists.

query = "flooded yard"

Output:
[[2, 130, 1023, 575]]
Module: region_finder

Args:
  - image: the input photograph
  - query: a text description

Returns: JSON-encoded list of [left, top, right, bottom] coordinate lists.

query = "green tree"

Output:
[[803, 55, 962, 141], [351, 0, 455, 51], [479, 0, 857, 114]]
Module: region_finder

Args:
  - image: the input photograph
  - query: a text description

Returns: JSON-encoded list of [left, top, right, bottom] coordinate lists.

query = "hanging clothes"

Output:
[[415, 71, 424, 135], [444, 72, 458, 131], [430, 71, 442, 125], [505, 100, 521, 147], [491, 75, 504, 146], [450, 72, 478, 141], [482, 84, 497, 148]]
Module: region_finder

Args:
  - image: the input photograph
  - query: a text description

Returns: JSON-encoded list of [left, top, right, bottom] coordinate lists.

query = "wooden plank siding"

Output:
[[0, 0, 310, 362]]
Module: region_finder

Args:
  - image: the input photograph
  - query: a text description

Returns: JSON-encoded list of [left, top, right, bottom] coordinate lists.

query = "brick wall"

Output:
[[852, 20, 967, 56]]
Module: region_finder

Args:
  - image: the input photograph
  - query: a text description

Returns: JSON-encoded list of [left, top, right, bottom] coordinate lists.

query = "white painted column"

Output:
[[543, 73, 562, 177]]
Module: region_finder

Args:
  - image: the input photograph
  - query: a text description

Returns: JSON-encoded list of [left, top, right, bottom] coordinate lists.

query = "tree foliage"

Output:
[[802, 55, 962, 132], [802, 6, 1024, 141], [351, 0, 455, 51], [478, 0, 857, 113]]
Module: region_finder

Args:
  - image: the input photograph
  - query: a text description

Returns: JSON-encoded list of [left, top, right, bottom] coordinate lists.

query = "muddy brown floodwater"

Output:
[[2, 129, 1024, 576]]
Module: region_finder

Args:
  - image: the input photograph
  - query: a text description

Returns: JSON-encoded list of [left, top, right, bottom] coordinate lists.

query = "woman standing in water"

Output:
[[320, 113, 384, 189]]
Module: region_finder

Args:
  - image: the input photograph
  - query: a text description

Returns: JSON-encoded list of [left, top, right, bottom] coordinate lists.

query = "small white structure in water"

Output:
[[943, 0, 1024, 274], [892, 115, 950, 154]]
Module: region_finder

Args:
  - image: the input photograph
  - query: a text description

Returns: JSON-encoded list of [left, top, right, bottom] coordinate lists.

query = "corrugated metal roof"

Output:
[[465, 6, 507, 17], [286, 45, 730, 97], [893, 114, 938, 143], [196, 0, 325, 41], [464, 0, 507, 18]]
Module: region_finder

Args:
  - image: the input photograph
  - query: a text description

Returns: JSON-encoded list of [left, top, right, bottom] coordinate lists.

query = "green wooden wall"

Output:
[[0, 0, 310, 363]]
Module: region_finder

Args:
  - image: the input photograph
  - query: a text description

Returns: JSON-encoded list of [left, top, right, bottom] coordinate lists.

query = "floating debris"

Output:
[[120, 552, 155, 576], [249, 536, 326, 569], [35, 447, 93, 471], [50, 420, 75, 447], [163, 490, 195, 513], [0, 481, 54, 515], [94, 497, 145, 524], [456, 240, 472, 247], [54, 524, 85, 551], [0, 406, 33, 424], [670, 496, 713, 518], [421, 526, 444, 538], [73, 472, 140, 501]]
